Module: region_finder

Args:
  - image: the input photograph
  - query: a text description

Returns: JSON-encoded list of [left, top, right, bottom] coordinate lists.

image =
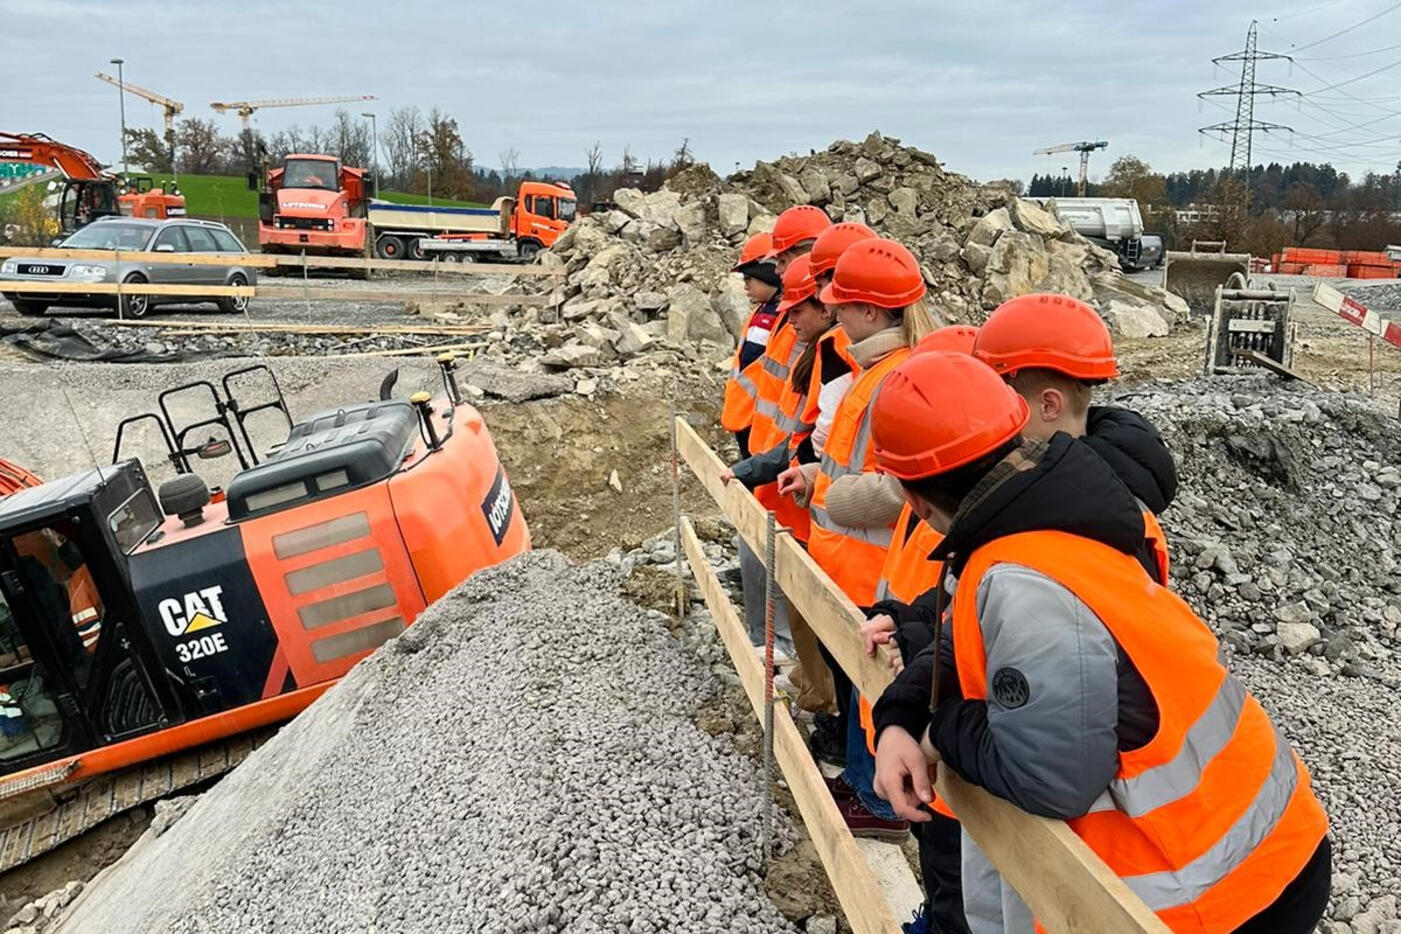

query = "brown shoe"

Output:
[[824, 774, 858, 802], [838, 797, 910, 840]]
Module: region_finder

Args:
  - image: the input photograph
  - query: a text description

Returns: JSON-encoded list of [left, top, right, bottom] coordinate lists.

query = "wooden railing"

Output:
[[674, 418, 1170, 934]]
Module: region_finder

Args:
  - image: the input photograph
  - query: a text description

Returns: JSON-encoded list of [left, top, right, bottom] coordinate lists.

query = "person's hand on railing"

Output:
[[873, 725, 937, 823], [719, 467, 735, 485], [860, 614, 895, 657]]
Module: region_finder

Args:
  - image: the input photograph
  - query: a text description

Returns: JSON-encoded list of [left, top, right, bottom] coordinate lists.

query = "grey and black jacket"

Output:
[[870, 406, 1177, 663]]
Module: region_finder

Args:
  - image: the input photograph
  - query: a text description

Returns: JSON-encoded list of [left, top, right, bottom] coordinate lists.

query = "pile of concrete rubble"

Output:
[[540, 132, 1188, 370]]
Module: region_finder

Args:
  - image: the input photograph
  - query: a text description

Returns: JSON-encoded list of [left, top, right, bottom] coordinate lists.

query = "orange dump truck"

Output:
[[252, 153, 575, 264]]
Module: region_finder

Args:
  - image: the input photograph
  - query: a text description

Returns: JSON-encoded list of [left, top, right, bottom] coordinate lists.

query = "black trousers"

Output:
[[912, 813, 971, 934], [1233, 836, 1331, 934]]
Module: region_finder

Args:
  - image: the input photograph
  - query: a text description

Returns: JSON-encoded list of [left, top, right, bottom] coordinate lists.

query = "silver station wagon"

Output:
[[1, 217, 257, 319]]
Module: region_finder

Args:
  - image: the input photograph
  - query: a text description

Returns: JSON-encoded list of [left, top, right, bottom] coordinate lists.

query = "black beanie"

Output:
[[736, 259, 782, 289]]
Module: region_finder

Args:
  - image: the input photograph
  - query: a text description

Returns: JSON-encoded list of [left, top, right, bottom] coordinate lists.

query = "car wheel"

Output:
[[10, 300, 50, 317], [218, 273, 250, 315], [119, 273, 150, 319], [375, 235, 404, 260]]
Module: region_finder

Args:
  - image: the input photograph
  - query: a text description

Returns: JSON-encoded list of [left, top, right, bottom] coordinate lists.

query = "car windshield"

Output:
[[282, 159, 339, 191], [60, 222, 153, 251], [559, 199, 577, 222]]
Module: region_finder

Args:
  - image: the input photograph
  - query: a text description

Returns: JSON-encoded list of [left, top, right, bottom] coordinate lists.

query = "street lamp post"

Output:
[[361, 112, 378, 181], [110, 57, 128, 177]]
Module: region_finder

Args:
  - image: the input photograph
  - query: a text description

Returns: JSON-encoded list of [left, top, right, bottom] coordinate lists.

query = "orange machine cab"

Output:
[[0, 363, 527, 792], [509, 181, 575, 249]]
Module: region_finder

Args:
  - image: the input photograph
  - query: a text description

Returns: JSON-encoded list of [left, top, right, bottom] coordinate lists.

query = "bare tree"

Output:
[[175, 118, 224, 174], [498, 147, 520, 187], [331, 109, 373, 168], [381, 106, 423, 189], [672, 138, 694, 170]]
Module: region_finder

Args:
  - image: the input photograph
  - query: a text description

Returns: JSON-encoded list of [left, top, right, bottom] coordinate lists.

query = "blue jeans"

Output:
[[841, 686, 898, 820]]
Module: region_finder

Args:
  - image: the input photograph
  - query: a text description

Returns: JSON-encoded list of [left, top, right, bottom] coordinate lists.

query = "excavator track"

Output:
[[0, 728, 276, 873]]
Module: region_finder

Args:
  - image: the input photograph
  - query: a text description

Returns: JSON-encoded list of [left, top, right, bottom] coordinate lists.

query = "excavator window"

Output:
[[0, 558, 70, 763]]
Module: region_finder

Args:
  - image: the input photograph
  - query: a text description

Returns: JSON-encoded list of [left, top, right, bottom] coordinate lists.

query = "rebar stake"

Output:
[[761, 512, 777, 862], [670, 406, 685, 623]]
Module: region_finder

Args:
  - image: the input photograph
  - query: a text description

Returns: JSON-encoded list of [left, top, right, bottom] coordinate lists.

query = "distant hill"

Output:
[[489, 166, 587, 180]]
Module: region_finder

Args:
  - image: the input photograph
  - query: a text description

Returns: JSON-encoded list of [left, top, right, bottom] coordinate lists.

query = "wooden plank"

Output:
[[1, 281, 252, 297], [252, 286, 549, 306], [680, 518, 902, 934], [674, 417, 895, 691], [675, 418, 1171, 934], [1234, 350, 1311, 383], [0, 246, 564, 276]]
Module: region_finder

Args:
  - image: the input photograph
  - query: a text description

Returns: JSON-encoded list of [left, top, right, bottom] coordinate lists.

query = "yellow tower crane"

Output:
[[95, 72, 185, 181], [1032, 140, 1109, 196], [209, 96, 377, 132]]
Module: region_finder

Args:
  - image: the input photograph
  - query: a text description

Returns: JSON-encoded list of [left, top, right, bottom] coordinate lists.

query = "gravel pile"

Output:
[[53, 551, 799, 934], [1340, 280, 1401, 312], [1108, 377, 1401, 925]]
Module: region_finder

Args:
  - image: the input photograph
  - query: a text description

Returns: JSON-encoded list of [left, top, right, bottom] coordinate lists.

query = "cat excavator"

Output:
[[0, 357, 528, 871], [0, 132, 185, 234]]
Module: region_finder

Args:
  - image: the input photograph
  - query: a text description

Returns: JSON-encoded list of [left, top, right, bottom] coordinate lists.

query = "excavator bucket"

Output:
[[1163, 241, 1252, 315]]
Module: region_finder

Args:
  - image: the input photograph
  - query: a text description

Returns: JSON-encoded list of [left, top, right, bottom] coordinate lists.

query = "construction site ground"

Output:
[[2, 269, 1400, 930]]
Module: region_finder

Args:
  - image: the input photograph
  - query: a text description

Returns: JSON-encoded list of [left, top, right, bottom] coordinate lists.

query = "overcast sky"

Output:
[[3, 0, 1399, 184]]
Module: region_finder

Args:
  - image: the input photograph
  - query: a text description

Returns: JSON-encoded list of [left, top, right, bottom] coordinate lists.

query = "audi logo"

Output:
[[30, 265, 49, 275]]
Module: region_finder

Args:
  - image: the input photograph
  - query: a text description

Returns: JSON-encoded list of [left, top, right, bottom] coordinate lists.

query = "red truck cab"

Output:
[[507, 181, 576, 253], [253, 154, 374, 257]]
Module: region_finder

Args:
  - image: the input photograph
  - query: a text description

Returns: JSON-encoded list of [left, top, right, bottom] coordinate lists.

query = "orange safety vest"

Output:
[[748, 313, 812, 541], [1143, 507, 1170, 585], [952, 530, 1328, 932], [794, 325, 856, 453], [808, 346, 911, 606], [720, 305, 775, 434]]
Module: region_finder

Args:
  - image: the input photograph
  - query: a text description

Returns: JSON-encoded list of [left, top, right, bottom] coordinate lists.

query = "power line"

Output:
[[1287, 1, 1401, 53], [1298, 41, 1401, 60]]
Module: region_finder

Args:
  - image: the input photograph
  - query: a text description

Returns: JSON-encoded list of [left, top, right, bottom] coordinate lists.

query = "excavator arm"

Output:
[[0, 132, 106, 180]]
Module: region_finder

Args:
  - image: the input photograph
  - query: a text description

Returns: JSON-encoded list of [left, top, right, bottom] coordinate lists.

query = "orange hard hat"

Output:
[[818, 238, 926, 309], [769, 205, 833, 254], [915, 325, 980, 356], [809, 222, 877, 276], [734, 232, 775, 270], [974, 293, 1119, 381], [776, 255, 820, 314], [873, 351, 1029, 481]]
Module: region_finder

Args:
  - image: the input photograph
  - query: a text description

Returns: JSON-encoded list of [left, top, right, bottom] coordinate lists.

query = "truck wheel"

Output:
[[441, 252, 461, 264], [376, 235, 404, 260], [407, 238, 427, 261], [518, 241, 541, 262]]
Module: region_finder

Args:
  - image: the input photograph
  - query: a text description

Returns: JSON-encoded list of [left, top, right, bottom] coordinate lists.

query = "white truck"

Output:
[[1034, 197, 1156, 271]]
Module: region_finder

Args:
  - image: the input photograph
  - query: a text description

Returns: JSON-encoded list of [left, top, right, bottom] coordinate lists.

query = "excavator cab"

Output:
[[56, 179, 120, 233], [0, 462, 174, 776]]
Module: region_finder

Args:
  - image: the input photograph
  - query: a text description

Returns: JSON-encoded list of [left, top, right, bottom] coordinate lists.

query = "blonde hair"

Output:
[[898, 296, 938, 346]]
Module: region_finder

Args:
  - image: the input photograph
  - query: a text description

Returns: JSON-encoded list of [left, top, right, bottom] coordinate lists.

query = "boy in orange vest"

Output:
[[868, 352, 1330, 934]]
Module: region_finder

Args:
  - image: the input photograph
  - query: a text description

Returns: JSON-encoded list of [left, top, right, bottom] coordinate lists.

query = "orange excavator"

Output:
[[0, 132, 185, 234], [0, 358, 529, 869]]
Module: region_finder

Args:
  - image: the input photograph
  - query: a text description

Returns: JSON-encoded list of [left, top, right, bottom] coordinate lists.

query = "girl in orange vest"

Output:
[[721, 233, 783, 458], [776, 237, 935, 840], [868, 352, 1330, 934]]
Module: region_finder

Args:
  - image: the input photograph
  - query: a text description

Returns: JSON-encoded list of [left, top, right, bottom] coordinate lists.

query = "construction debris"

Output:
[[548, 132, 1188, 357], [51, 552, 800, 934]]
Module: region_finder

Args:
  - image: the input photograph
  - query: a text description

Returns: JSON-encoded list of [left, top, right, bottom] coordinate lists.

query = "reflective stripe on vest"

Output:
[[807, 346, 912, 605], [952, 530, 1328, 931]]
